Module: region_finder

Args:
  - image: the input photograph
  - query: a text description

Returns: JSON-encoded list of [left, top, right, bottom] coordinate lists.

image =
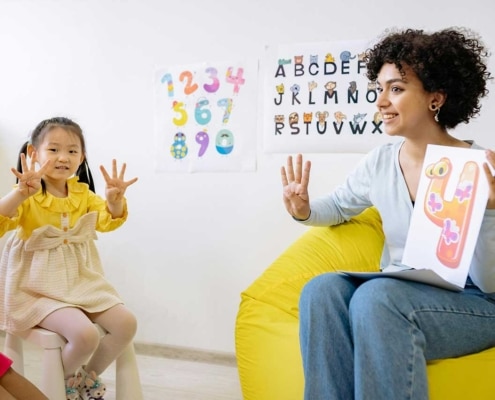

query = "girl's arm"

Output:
[[0, 152, 50, 217], [99, 159, 138, 219], [0, 189, 29, 218]]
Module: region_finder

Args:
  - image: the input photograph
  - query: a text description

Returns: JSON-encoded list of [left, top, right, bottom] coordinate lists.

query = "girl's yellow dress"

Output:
[[0, 177, 127, 332]]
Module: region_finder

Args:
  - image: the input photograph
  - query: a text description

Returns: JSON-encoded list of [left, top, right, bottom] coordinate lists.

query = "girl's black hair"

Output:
[[364, 27, 492, 129], [16, 117, 95, 193]]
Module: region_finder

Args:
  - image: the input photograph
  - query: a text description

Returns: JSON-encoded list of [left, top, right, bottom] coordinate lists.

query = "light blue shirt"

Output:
[[299, 140, 495, 293]]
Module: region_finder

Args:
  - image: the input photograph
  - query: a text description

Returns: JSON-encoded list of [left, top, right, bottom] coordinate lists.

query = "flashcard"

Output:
[[401, 144, 490, 289]]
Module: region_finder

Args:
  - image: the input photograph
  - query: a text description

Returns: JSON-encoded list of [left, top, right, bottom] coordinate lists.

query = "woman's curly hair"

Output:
[[365, 27, 491, 129]]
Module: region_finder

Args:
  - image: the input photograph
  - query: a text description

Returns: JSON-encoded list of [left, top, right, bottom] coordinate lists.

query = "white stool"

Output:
[[3, 325, 143, 400]]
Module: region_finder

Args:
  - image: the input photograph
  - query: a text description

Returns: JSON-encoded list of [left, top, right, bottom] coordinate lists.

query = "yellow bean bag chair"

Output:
[[235, 207, 495, 400]]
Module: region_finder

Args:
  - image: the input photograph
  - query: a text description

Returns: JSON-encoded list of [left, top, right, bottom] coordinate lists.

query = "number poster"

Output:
[[263, 39, 396, 153], [154, 60, 258, 172]]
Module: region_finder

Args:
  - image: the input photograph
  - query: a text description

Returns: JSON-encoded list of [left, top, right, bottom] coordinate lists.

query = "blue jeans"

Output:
[[299, 273, 495, 400]]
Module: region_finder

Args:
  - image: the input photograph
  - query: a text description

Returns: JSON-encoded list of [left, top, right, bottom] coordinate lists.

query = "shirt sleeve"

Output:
[[0, 213, 19, 238], [469, 209, 495, 293], [87, 191, 128, 232], [299, 148, 379, 227]]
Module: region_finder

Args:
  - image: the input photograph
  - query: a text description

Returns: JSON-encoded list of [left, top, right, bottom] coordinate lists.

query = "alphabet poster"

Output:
[[263, 40, 395, 153], [402, 145, 490, 289], [154, 60, 258, 172]]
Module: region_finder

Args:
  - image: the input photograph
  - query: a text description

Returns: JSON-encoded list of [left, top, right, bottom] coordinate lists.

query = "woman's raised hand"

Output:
[[281, 154, 311, 220]]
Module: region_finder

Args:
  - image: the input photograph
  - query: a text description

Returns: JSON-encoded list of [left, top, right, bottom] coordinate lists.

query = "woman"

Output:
[[281, 28, 495, 399]]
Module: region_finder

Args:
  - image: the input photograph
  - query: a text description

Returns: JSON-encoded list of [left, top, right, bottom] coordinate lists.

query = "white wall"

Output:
[[1, 0, 494, 354]]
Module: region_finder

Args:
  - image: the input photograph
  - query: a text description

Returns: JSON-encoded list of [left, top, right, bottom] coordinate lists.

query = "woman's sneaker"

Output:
[[77, 367, 107, 400]]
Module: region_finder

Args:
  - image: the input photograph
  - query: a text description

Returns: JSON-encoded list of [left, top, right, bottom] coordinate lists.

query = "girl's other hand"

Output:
[[100, 159, 138, 204]]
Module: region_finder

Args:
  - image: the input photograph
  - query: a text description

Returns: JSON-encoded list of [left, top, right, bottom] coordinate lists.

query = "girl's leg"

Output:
[[299, 273, 361, 400], [350, 278, 495, 400], [38, 307, 100, 378], [0, 367, 49, 399], [85, 304, 137, 375]]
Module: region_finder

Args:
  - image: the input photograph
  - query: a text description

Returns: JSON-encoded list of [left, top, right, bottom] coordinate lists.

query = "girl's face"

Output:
[[375, 62, 438, 138], [32, 127, 84, 182]]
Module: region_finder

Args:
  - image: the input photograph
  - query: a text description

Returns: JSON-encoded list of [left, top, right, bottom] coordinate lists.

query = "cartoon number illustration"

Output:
[[225, 67, 245, 95], [423, 157, 479, 268], [215, 129, 234, 155], [179, 70, 199, 95], [217, 98, 233, 124], [195, 131, 209, 157], [161, 73, 174, 97], [194, 98, 212, 125], [170, 132, 188, 159], [203, 67, 220, 93], [172, 101, 188, 126]]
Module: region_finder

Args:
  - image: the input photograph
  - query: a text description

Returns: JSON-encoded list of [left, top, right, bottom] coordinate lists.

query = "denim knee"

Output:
[[300, 273, 358, 312], [349, 278, 407, 327]]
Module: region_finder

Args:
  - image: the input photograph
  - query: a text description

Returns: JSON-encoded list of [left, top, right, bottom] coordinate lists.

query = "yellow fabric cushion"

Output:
[[236, 208, 495, 400]]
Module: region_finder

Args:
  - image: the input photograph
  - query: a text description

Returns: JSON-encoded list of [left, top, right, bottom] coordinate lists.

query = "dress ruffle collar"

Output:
[[32, 176, 86, 213]]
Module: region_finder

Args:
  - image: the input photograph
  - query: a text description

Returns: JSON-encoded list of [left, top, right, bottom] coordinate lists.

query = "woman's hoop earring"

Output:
[[429, 104, 440, 123]]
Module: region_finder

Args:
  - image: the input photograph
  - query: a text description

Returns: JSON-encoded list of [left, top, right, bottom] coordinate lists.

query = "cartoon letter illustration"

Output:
[[423, 157, 479, 268]]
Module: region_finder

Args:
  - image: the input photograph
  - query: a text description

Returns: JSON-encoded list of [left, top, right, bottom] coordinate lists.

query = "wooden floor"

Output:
[[0, 337, 243, 400]]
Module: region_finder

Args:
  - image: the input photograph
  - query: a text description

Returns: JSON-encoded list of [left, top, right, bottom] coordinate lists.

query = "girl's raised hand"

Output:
[[99, 159, 138, 204], [281, 154, 311, 220], [11, 152, 51, 197]]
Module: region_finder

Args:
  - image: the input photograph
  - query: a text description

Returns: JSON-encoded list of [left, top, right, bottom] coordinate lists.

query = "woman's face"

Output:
[[375, 62, 437, 138]]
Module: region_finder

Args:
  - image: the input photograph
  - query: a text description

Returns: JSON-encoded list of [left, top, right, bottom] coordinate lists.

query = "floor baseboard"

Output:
[[0, 331, 237, 367], [134, 342, 237, 367]]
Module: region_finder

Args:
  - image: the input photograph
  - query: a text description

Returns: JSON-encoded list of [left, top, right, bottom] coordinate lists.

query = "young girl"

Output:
[[282, 28, 495, 399], [0, 352, 48, 399], [0, 117, 138, 400]]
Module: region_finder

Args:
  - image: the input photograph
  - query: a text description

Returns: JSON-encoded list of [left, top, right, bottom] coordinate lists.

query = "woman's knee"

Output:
[[300, 273, 356, 310], [349, 278, 408, 325]]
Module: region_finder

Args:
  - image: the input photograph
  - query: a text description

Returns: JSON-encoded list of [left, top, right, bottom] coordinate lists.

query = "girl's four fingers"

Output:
[[19, 153, 28, 172], [99, 165, 111, 182], [119, 162, 127, 180]]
